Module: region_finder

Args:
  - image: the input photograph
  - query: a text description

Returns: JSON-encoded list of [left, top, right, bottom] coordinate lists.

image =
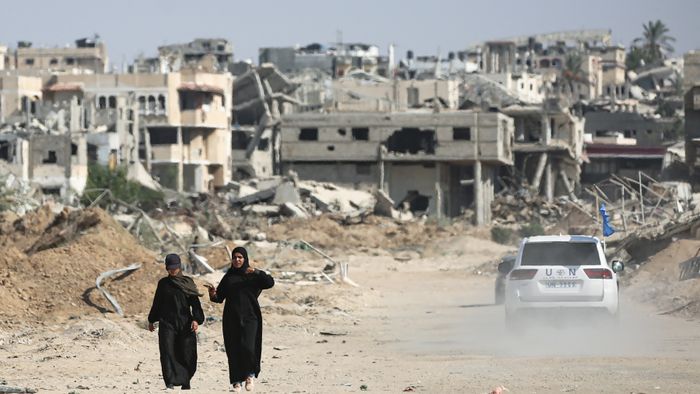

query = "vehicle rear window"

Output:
[[520, 242, 601, 266]]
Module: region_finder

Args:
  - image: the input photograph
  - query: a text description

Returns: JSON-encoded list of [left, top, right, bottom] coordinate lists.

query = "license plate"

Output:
[[544, 281, 578, 289]]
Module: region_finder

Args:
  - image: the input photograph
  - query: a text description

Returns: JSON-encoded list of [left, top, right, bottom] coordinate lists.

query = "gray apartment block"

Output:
[[280, 111, 514, 223]]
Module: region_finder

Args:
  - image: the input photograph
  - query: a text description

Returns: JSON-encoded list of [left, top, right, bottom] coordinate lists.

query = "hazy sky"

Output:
[[1, 0, 697, 68]]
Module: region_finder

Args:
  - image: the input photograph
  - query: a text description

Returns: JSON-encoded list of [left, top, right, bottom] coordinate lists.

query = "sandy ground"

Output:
[[2, 234, 700, 393]]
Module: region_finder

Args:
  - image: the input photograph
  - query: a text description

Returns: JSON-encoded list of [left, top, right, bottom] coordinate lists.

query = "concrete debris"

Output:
[[126, 162, 162, 191], [298, 180, 375, 214], [280, 202, 310, 218], [0, 385, 38, 393], [243, 204, 281, 216], [272, 181, 302, 205], [374, 190, 396, 218], [492, 193, 570, 227], [0, 173, 41, 216]]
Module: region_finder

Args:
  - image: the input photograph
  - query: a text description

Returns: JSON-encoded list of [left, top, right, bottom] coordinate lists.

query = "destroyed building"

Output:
[[259, 42, 383, 78], [45, 71, 233, 192], [331, 73, 460, 111], [232, 64, 299, 178], [0, 131, 87, 197], [133, 38, 234, 74], [501, 100, 584, 200], [685, 51, 700, 177], [12, 37, 108, 74], [0, 74, 43, 123], [280, 111, 514, 223]]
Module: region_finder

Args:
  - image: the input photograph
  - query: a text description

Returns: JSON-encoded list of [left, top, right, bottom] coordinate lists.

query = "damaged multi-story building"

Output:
[[582, 109, 675, 183], [231, 64, 299, 179], [11, 36, 108, 74], [259, 42, 387, 78], [133, 38, 234, 74], [501, 100, 584, 200], [0, 131, 88, 197], [685, 51, 700, 178], [280, 111, 514, 223], [0, 74, 88, 197]]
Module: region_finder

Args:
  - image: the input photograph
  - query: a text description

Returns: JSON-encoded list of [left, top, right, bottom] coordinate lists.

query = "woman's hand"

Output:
[[148, 323, 155, 332], [205, 284, 216, 298], [245, 267, 255, 274], [191, 321, 199, 332]]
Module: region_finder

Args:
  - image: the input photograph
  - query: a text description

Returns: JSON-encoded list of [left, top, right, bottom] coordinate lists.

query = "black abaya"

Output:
[[148, 276, 205, 387], [211, 268, 274, 384]]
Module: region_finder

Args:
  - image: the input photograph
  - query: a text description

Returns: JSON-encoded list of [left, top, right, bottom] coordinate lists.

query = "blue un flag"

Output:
[[599, 203, 615, 237]]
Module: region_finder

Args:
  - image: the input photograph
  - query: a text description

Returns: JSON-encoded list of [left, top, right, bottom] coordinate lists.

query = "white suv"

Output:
[[500, 235, 624, 326]]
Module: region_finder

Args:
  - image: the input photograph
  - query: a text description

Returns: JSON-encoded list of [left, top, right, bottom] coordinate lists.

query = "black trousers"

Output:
[[158, 325, 197, 386]]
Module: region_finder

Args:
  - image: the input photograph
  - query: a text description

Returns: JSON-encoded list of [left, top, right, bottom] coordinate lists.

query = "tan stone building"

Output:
[[46, 71, 233, 192], [15, 38, 108, 74], [0, 74, 43, 123]]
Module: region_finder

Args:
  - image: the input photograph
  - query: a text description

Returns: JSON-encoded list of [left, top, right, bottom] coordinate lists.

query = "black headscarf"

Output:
[[229, 246, 250, 275]]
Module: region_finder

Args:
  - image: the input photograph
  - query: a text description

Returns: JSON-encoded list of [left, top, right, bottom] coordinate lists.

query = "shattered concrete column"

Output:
[[70, 96, 81, 132], [144, 127, 152, 172], [545, 160, 553, 202], [378, 145, 386, 192], [474, 160, 484, 225], [531, 152, 547, 193], [541, 114, 551, 145], [435, 163, 442, 219], [177, 126, 184, 193]]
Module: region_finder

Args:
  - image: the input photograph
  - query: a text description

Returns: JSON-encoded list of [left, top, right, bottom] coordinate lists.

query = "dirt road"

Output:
[[2, 246, 700, 393]]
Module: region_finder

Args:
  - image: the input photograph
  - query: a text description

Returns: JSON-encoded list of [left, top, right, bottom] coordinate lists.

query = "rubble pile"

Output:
[[491, 193, 573, 227], [0, 173, 41, 216]]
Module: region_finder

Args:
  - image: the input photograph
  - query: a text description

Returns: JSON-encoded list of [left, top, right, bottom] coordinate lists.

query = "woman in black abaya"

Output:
[[208, 246, 274, 392], [148, 254, 204, 390]]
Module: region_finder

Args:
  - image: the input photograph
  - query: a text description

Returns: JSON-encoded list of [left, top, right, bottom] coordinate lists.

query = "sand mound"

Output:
[[264, 215, 470, 251], [623, 238, 700, 318], [0, 207, 162, 327]]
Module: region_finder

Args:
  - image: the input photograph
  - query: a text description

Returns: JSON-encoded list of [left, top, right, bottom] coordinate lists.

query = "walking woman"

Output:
[[148, 254, 204, 390], [208, 246, 275, 392]]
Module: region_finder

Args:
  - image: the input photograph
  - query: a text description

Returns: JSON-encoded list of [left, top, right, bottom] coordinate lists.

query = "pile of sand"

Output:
[[623, 238, 700, 318], [0, 206, 163, 327]]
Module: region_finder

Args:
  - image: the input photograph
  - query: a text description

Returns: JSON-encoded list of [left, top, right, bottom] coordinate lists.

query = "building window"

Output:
[[65, 58, 75, 65], [407, 87, 420, 108], [148, 96, 156, 113], [108, 96, 117, 109], [158, 95, 166, 112], [43, 150, 57, 164], [356, 164, 371, 175], [71, 144, 78, 156], [25, 58, 34, 66], [148, 129, 178, 145], [257, 138, 269, 151], [232, 131, 250, 150], [49, 58, 58, 65], [138, 96, 146, 113], [98, 96, 107, 109], [299, 128, 318, 141], [352, 128, 369, 141], [453, 127, 471, 140]]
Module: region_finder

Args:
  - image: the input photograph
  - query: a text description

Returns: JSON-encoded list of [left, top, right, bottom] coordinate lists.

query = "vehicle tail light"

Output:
[[584, 268, 613, 279], [509, 269, 537, 280]]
